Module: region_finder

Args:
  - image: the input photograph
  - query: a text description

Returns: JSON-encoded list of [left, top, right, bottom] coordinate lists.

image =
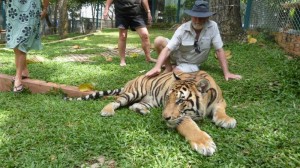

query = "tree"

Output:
[[58, 0, 68, 39], [210, 0, 245, 42]]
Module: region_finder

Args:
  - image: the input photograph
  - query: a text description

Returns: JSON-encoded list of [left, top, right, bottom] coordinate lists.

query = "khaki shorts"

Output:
[[166, 38, 199, 72], [176, 63, 200, 72]]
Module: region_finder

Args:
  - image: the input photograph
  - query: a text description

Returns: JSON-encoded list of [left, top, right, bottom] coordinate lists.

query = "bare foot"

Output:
[[146, 58, 157, 63], [120, 62, 126, 67]]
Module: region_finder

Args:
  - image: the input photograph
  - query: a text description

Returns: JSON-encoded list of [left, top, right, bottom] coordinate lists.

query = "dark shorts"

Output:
[[115, 14, 146, 31]]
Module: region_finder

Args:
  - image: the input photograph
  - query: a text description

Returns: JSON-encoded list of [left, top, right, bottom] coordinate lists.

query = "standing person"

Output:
[[146, 0, 242, 81], [103, 0, 156, 66], [6, 0, 49, 92]]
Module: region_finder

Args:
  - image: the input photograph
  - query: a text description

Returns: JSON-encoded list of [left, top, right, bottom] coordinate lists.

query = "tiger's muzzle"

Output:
[[165, 115, 189, 128]]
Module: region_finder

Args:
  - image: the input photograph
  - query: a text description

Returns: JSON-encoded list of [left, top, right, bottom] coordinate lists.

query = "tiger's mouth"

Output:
[[166, 116, 189, 128]]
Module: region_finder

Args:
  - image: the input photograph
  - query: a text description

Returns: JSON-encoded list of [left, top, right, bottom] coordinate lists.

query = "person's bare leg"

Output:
[[154, 36, 171, 72], [22, 62, 29, 77], [154, 36, 168, 55], [13, 48, 27, 91], [118, 28, 127, 66], [136, 27, 156, 63]]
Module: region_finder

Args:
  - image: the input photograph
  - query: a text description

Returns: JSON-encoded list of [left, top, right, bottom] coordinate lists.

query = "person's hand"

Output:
[[40, 8, 47, 20], [224, 73, 242, 81], [147, 13, 152, 25], [103, 10, 109, 20], [145, 67, 161, 77]]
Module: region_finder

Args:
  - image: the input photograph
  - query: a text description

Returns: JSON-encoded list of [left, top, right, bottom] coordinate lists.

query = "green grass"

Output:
[[0, 29, 300, 167]]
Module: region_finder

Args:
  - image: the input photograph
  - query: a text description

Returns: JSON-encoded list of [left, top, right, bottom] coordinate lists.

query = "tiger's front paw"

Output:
[[214, 117, 236, 129], [100, 110, 115, 116], [100, 107, 115, 116], [189, 132, 216, 156], [100, 103, 118, 117]]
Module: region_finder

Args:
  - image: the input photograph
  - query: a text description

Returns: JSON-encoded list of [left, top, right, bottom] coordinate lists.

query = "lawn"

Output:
[[0, 28, 299, 167]]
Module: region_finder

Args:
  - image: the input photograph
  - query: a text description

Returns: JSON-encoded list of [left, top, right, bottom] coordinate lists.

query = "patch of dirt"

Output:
[[53, 47, 153, 63], [100, 47, 153, 57], [78, 155, 116, 168], [53, 54, 96, 63]]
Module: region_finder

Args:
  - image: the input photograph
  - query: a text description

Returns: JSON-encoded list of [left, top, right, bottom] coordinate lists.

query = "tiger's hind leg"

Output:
[[129, 102, 155, 115], [101, 93, 136, 116], [176, 117, 216, 156], [101, 101, 121, 116], [212, 101, 236, 128]]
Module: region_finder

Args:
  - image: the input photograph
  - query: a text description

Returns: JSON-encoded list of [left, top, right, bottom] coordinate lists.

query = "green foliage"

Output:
[[164, 5, 177, 23], [183, 0, 195, 9], [0, 29, 299, 167], [151, 22, 175, 29], [291, 8, 300, 30]]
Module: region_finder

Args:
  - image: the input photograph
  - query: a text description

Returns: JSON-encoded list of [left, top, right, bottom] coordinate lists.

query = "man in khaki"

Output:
[[146, 0, 242, 81]]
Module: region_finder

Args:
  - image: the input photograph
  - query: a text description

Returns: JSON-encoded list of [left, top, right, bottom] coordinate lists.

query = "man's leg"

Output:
[[136, 27, 156, 63], [153, 36, 174, 72], [118, 28, 128, 66], [154, 36, 168, 55]]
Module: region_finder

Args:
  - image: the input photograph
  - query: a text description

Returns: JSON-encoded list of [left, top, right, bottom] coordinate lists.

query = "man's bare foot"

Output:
[[146, 58, 157, 63], [120, 62, 126, 67]]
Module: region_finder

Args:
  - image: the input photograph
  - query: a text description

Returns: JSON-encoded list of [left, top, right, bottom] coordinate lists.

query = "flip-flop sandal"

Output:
[[13, 84, 24, 93]]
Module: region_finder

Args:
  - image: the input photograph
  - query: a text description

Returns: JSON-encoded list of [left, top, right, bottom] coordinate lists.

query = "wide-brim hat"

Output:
[[184, 0, 216, 18]]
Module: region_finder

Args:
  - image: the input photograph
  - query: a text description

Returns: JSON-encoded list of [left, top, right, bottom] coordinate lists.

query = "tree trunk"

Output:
[[210, 0, 245, 42], [91, 2, 96, 31], [45, 14, 52, 28], [53, 2, 59, 34], [58, 0, 68, 39]]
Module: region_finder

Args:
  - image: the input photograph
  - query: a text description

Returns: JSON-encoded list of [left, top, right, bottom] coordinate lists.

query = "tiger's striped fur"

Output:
[[65, 70, 236, 156], [64, 88, 123, 101]]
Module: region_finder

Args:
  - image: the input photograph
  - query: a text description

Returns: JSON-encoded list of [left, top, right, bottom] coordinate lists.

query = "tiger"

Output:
[[64, 70, 236, 156]]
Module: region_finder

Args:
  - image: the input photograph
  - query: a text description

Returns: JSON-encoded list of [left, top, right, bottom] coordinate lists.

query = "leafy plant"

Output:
[[164, 5, 177, 23]]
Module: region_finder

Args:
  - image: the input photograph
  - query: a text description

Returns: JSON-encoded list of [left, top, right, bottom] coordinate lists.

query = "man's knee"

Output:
[[119, 29, 128, 41], [154, 36, 167, 46], [140, 33, 149, 41], [136, 27, 149, 40], [154, 36, 167, 50]]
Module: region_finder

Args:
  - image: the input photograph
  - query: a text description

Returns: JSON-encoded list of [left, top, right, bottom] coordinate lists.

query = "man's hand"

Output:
[[147, 13, 152, 25], [224, 73, 242, 81], [103, 10, 109, 20], [145, 67, 161, 77]]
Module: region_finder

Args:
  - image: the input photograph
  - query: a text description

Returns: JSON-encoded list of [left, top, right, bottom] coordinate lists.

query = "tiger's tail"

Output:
[[63, 88, 124, 101]]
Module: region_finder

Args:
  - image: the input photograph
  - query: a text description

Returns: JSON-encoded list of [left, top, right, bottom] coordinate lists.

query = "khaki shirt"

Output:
[[167, 20, 223, 65]]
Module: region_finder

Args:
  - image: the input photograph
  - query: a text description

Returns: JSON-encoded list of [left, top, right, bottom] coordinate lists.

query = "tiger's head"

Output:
[[163, 73, 212, 128]]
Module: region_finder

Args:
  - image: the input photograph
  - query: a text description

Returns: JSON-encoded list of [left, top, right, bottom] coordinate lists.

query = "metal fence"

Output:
[[245, 0, 300, 56], [40, 19, 115, 35], [245, 0, 300, 35]]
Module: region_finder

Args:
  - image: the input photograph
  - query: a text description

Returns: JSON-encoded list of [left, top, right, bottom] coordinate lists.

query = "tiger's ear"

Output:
[[172, 72, 181, 80], [197, 79, 210, 93]]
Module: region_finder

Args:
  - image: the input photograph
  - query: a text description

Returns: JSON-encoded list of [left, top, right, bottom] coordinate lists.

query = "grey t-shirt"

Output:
[[167, 20, 223, 66]]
